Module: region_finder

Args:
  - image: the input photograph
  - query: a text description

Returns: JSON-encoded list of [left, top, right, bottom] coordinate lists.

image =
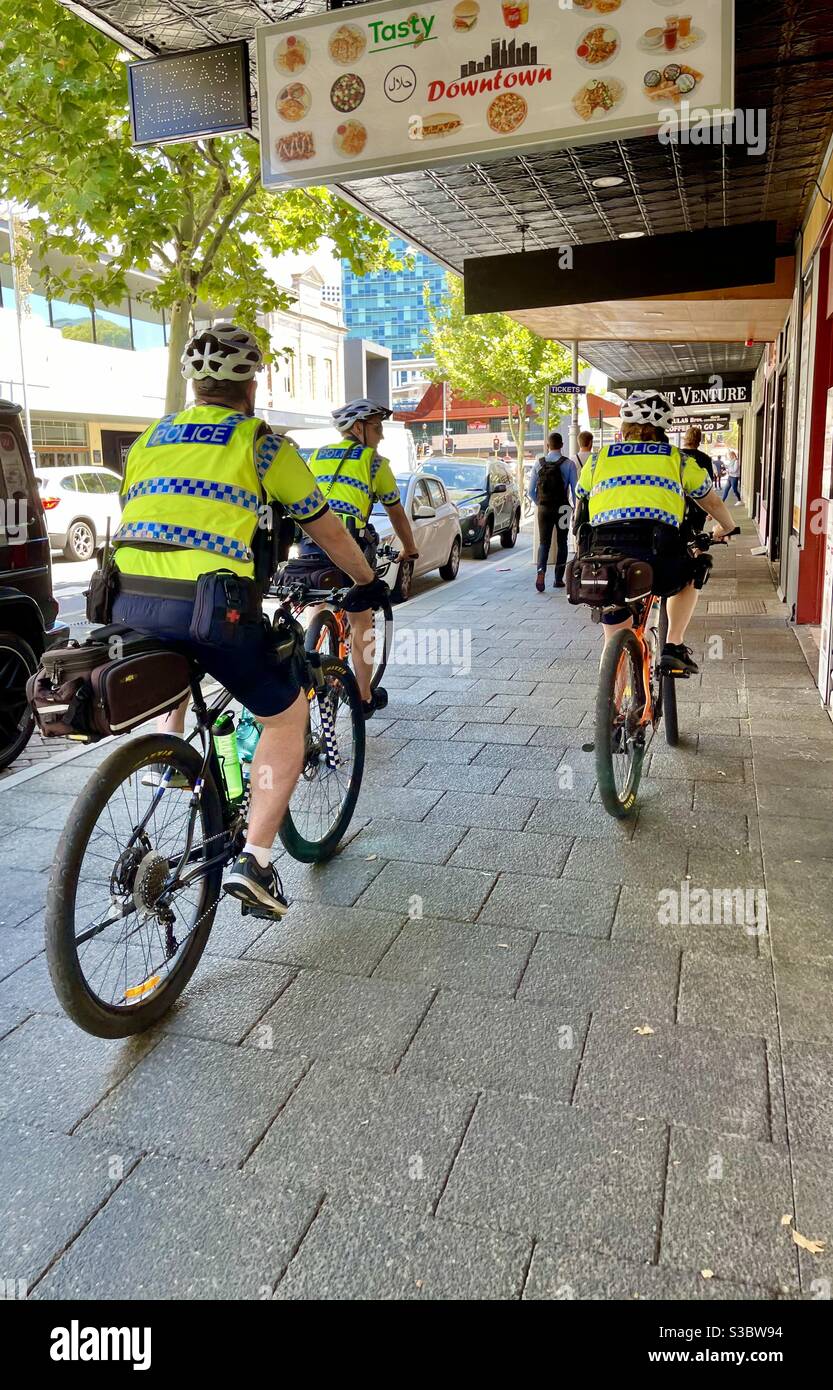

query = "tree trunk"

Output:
[[164, 299, 192, 414]]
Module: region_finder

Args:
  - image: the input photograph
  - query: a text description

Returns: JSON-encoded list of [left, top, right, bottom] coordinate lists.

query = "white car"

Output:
[[371, 470, 462, 602], [35, 466, 123, 561]]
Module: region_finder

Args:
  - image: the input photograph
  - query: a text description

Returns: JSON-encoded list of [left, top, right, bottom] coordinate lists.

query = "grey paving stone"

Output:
[[518, 936, 680, 1023], [424, 790, 536, 831], [0, 869, 48, 929], [450, 722, 537, 746], [649, 751, 747, 784], [692, 781, 759, 815], [0, 951, 61, 1019], [0, 829, 64, 873], [755, 756, 833, 789], [246, 969, 431, 1071], [0, 1013, 155, 1134], [0, 1122, 139, 1290], [245, 903, 404, 978], [687, 847, 765, 887], [791, 1148, 833, 1291], [382, 717, 466, 741], [371, 917, 531, 999], [400, 990, 587, 1101], [0, 792, 74, 833], [575, 1019, 770, 1140], [155, 954, 296, 1045], [77, 1036, 307, 1165], [765, 860, 833, 933], [448, 827, 570, 878], [0, 1000, 33, 1040], [613, 886, 761, 956], [353, 785, 444, 823], [250, 1060, 476, 1208], [439, 1092, 666, 1257], [562, 839, 688, 887], [524, 1245, 778, 1300], [471, 742, 568, 772], [202, 895, 275, 959], [35, 1156, 323, 1300], [634, 807, 750, 849], [356, 861, 497, 922], [0, 922, 45, 978], [759, 816, 833, 862], [771, 961, 833, 1042], [783, 1043, 833, 1152], [660, 1128, 798, 1290], [387, 738, 484, 766], [478, 874, 618, 938], [342, 819, 466, 866], [678, 953, 778, 1038], [405, 761, 508, 795], [277, 855, 386, 908], [275, 1198, 531, 1300]]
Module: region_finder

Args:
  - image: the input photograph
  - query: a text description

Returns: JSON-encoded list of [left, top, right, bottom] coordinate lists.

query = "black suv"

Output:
[[427, 457, 521, 559], [0, 400, 69, 769]]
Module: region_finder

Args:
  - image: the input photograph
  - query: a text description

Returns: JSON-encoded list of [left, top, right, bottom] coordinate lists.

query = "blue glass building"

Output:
[[341, 237, 447, 361]]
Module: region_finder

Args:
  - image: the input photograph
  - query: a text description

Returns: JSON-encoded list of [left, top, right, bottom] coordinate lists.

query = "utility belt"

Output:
[[88, 560, 263, 646]]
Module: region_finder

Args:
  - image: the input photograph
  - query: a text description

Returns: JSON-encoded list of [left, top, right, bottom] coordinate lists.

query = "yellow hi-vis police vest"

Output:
[[306, 438, 400, 529], [114, 406, 322, 581], [576, 440, 712, 530]]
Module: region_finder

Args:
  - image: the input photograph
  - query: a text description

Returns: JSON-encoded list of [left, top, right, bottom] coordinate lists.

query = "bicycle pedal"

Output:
[[240, 903, 288, 921]]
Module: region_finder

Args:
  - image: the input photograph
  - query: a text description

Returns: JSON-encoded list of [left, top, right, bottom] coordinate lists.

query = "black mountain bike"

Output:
[[45, 609, 366, 1039]]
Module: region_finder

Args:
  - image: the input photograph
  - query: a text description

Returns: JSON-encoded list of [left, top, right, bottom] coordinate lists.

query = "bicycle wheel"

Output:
[[278, 655, 366, 863], [595, 630, 647, 818], [46, 735, 226, 1038], [370, 597, 393, 694], [306, 608, 341, 659], [658, 600, 679, 746]]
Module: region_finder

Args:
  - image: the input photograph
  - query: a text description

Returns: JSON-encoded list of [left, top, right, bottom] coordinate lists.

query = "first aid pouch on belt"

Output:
[[189, 570, 262, 644]]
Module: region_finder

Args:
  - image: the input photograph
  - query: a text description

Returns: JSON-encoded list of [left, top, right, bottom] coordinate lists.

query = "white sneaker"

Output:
[[734, 501, 743, 507]]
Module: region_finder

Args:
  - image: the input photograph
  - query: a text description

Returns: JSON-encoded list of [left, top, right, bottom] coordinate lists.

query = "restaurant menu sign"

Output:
[[256, 0, 734, 189]]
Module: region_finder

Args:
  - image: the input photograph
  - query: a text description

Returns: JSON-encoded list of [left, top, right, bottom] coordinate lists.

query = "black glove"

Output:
[[341, 577, 389, 612]]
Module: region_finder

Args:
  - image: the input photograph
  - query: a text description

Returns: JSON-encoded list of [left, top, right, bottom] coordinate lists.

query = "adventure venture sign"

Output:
[[257, 0, 734, 190]]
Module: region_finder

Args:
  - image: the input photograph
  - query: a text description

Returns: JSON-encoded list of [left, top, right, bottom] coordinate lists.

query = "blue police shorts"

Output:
[[111, 593, 303, 718]]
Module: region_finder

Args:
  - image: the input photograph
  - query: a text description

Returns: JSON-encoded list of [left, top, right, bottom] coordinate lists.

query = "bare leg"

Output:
[[160, 694, 189, 734], [246, 690, 308, 846], [666, 583, 699, 644], [347, 607, 374, 702]]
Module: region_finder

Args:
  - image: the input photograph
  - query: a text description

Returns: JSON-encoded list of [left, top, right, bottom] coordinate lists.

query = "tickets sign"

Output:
[[256, 0, 734, 189]]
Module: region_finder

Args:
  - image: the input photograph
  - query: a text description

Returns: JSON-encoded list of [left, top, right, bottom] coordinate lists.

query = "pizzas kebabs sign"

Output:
[[257, 0, 734, 189]]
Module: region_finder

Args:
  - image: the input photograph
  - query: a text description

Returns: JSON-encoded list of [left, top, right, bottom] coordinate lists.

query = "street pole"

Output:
[[543, 381, 550, 449], [7, 210, 34, 453], [570, 339, 579, 460], [442, 379, 447, 452]]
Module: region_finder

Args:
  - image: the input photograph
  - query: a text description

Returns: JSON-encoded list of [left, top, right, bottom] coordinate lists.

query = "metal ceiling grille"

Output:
[[580, 341, 766, 381]]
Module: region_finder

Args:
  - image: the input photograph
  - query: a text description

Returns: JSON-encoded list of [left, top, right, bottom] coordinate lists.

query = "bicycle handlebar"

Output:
[[688, 525, 741, 552]]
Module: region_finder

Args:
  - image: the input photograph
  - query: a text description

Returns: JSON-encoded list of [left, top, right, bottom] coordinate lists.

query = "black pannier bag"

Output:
[[566, 553, 654, 610], [27, 627, 192, 741]]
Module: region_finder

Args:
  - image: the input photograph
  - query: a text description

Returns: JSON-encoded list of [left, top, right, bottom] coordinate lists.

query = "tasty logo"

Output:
[[368, 12, 436, 50]]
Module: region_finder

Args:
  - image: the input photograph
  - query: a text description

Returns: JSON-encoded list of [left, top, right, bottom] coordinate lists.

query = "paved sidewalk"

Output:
[[2, 517, 832, 1300]]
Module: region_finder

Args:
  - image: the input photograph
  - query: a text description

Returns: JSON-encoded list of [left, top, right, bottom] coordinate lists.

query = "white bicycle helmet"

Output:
[[620, 390, 674, 432], [332, 398, 393, 433], [181, 321, 263, 382]]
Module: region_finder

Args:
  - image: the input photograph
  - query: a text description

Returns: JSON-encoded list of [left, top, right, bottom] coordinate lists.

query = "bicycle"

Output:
[[45, 607, 366, 1038], [593, 528, 739, 818], [274, 542, 398, 696]]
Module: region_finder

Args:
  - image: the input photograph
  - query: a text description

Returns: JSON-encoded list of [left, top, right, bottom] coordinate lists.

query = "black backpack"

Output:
[[536, 456, 569, 510]]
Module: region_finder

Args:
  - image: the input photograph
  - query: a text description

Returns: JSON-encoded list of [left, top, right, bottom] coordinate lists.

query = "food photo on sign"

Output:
[[256, 0, 733, 189]]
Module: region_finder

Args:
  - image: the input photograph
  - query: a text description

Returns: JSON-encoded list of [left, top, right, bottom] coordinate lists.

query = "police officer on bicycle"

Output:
[[288, 399, 420, 717], [573, 391, 736, 673], [111, 322, 387, 918]]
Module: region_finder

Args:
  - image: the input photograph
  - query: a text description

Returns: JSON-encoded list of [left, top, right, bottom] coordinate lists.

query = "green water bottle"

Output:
[[213, 713, 244, 803]]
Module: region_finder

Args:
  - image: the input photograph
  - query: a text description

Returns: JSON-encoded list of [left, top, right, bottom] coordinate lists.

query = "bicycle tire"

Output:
[[0, 632, 37, 770], [595, 629, 647, 818], [278, 654, 366, 863], [45, 735, 225, 1038], [370, 597, 393, 693], [658, 601, 679, 747], [305, 608, 341, 660]]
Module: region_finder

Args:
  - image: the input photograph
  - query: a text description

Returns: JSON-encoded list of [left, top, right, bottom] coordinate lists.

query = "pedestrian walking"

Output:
[[682, 426, 716, 483], [576, 430, 595, 468], [528, 431, 577, 592], [721, 450, 742, 504]]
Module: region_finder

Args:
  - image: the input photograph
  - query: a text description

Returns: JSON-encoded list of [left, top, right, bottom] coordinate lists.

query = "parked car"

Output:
[[427, 457, 521, 559], [370, 470, 462, 602], [0, 400, 69, 768], [34, 466, 123, 561]]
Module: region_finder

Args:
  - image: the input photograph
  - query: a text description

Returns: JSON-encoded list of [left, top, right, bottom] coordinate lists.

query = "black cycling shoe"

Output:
[[660, 642, 699, 676], [362, 687, 388, 720], [223, 854, 289, 918]]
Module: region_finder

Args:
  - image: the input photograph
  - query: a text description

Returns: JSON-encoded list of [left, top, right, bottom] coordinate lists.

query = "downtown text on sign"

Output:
[[256, 0, 734, 190]]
